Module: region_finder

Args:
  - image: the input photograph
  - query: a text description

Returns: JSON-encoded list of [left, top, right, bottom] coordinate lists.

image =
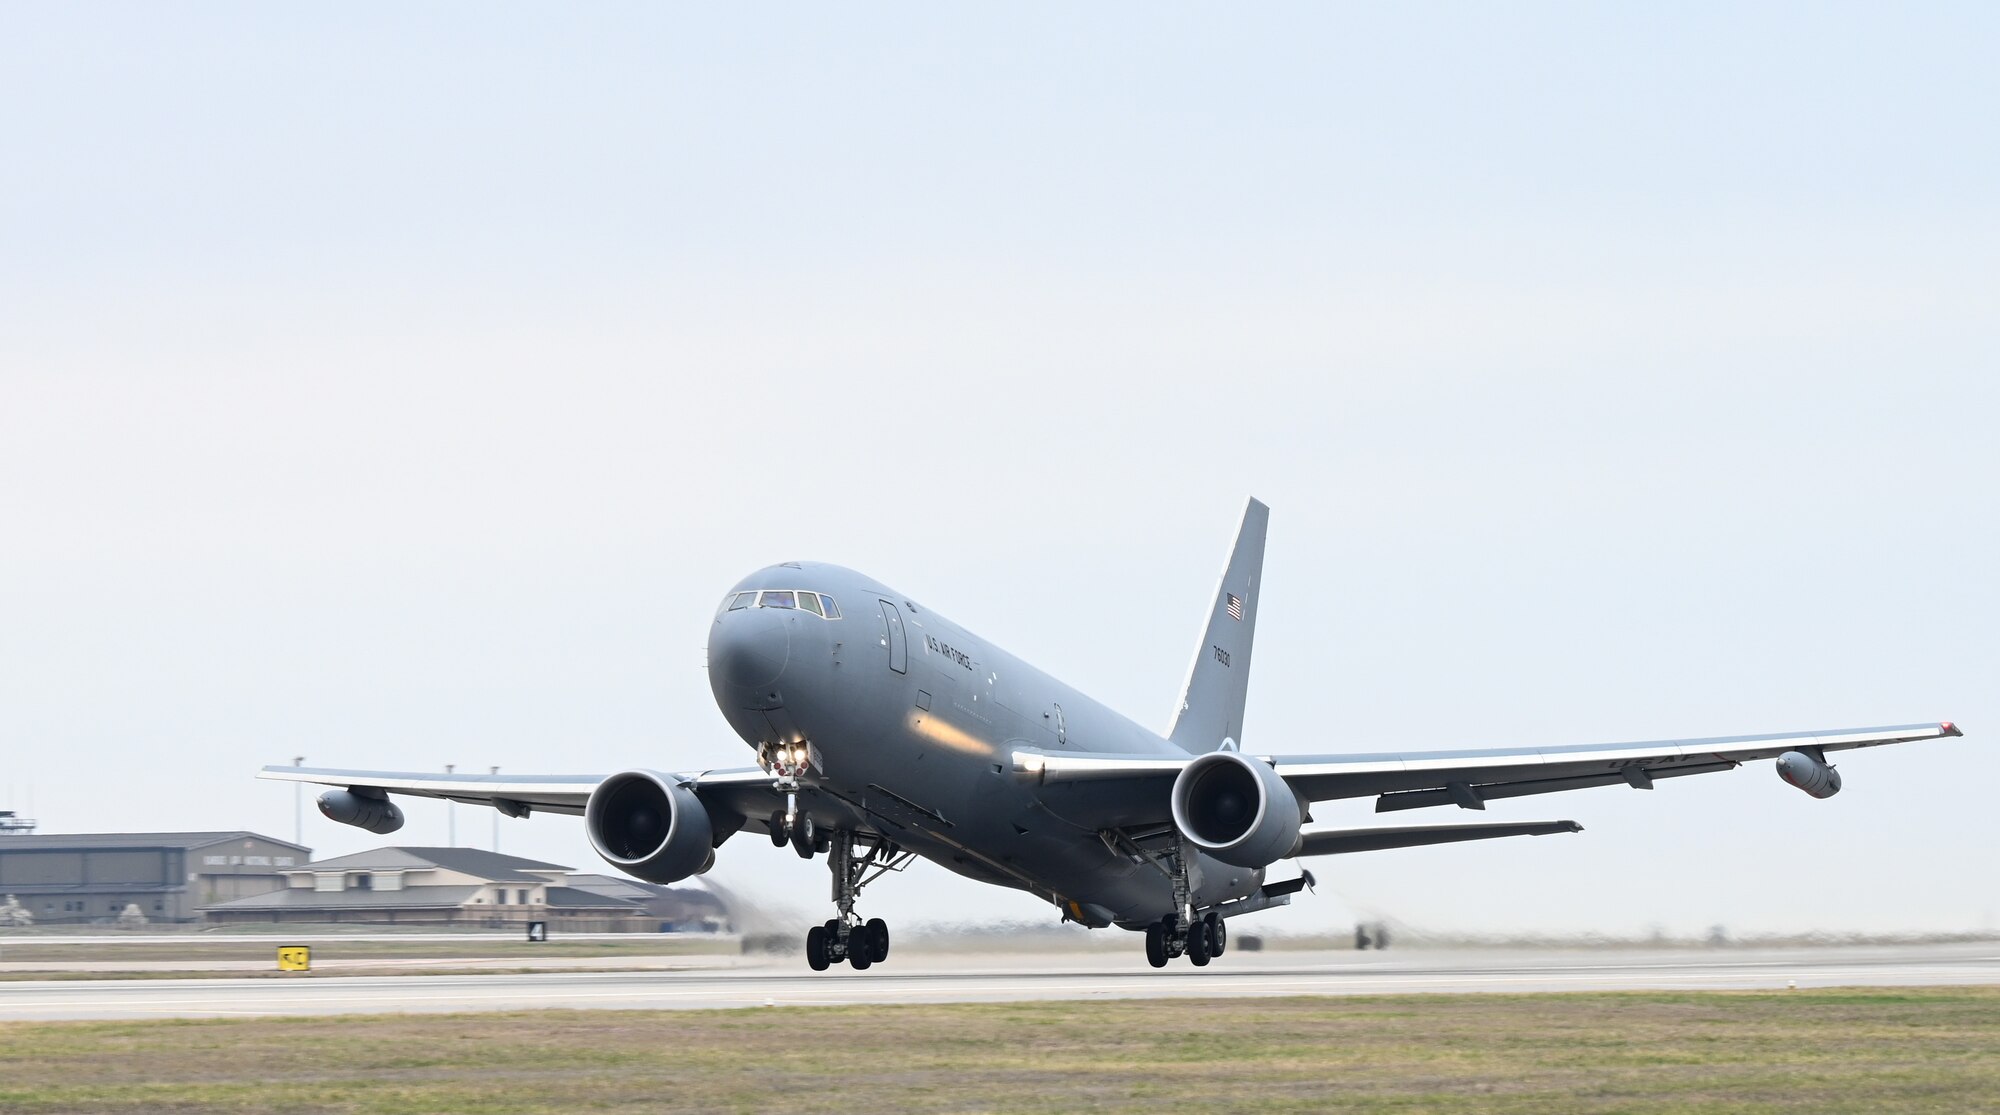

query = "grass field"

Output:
[[1, 988, 1996, 1113]]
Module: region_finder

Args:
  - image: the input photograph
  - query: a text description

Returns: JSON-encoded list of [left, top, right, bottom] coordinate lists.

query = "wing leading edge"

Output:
[[257, 765, 775, 821]]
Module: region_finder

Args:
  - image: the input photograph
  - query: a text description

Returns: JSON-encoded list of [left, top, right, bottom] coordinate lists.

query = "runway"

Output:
[[3, 942, 1996, 1021]]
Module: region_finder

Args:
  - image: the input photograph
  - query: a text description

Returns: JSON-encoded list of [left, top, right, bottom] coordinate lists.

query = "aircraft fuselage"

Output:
[[706, 562, 1263, 929]]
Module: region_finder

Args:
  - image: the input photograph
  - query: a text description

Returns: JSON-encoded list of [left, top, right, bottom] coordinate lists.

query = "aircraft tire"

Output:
[[866, 917, 890, 963], [790, 815, 816, 859], [768, 811, 787, 848], [805, 925, 829, 971], [848, 940, 872, 970], [1144, 922, 1168, 968], [1206, 912, 1226, 957], [1187, 920, 1212, 966]]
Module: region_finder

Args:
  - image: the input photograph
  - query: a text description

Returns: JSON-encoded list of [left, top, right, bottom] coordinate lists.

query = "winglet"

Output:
[[1942, 721, 1962, 737]]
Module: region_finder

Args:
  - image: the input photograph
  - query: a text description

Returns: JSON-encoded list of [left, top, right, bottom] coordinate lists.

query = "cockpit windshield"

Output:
[[744, 589, 841, 619]]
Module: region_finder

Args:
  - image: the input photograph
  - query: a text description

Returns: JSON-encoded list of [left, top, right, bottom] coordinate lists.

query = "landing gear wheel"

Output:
[[1205, 911, 1226, 958], [768, 810, 787, 848], [790, 814, 816, 859], [1144, 922, 1169, 968], [805, 925, 829, 971], [848, 934, 873, 970], [1187, 918, 1212, 966], [865, 917, 890, 963]]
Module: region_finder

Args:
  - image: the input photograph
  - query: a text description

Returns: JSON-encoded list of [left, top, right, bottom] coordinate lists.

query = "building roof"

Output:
[[542, 886, 648, 910], [563, 873, 663, 901], [295, 847, 573, 881], [0, 831, 309, 854]]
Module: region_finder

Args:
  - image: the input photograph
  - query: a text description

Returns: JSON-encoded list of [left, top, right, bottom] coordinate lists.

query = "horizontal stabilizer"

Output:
[[1292, 819, 1583, 857]]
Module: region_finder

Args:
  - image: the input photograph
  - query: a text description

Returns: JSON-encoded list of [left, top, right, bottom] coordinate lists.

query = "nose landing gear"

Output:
[[800, 830, 912, 972]]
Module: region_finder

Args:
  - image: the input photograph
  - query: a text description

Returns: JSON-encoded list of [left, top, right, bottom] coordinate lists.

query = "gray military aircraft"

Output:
[[263, 499, 1963, 970]]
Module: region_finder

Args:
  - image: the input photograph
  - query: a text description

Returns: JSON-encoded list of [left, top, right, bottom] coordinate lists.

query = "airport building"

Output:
[[0, 831, 310, 925], [201, 847, 729, 932]]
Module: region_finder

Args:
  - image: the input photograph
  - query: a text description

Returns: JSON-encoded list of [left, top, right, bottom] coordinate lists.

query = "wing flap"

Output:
[[1294, 819, 1583, 856]]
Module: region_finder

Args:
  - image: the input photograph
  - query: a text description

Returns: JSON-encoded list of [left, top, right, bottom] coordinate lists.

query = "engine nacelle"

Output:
[[585, 769, 716, 884], [317, 789, 405, 835], [1776, 750, 1842, 799], [1170, 750, 1303, 868]]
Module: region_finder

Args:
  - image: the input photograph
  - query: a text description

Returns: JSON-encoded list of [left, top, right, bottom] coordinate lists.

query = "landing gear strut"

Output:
[[1128, 836, 1231, 969], [800, 829, 911, 971]]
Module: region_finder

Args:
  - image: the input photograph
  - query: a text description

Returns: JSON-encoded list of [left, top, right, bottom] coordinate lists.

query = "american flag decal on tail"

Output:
[[1226, 593, 1243, 621]]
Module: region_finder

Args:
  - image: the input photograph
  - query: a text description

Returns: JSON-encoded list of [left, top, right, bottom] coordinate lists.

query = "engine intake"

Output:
[[585, 770, 717, 883], [1170, 751, 1302, 868], [317, 789, 405, 835]]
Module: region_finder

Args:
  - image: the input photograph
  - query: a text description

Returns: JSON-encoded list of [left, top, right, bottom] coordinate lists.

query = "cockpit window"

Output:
[[739, 589, 838, 617]]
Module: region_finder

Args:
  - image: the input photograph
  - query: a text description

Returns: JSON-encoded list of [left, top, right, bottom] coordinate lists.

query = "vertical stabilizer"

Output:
[[1168, 498, 1268, 753]]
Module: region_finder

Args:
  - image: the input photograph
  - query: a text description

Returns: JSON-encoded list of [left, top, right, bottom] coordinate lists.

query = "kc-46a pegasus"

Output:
[[264, 500, 1964, 970]]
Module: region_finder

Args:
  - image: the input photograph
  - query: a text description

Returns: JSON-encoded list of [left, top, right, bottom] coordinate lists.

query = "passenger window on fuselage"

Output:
[[798, 592, 824, 617], [727, 592, 755, 610], [760, 590, 796, 609], [819, 594, 841, 619]]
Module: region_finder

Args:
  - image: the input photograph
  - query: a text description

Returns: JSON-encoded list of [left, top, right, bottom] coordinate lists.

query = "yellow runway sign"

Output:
[[277, 946, 311, 972]]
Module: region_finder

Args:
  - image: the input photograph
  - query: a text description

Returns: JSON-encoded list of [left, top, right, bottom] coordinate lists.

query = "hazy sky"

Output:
[[3, 5, 1994, 936]]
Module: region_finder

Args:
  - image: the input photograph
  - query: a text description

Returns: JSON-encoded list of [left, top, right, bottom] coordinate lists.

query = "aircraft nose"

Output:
[[710, 605, 790, 690]]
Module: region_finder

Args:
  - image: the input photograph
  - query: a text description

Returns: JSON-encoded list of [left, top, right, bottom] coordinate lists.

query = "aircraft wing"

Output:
[[257, 764, 806, 834], [1014, 721, 1963, 820]]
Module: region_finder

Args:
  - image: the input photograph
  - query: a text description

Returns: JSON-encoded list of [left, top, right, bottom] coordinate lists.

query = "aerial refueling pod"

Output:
[[584, 769, 718, 884], [1775, 750, 1842, 799], [317, 789, 405, 835], [1170, 751, 1303, 868]]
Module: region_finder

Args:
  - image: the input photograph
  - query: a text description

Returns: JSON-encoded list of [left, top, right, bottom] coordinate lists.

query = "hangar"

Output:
[[0, 831, 309, 925]]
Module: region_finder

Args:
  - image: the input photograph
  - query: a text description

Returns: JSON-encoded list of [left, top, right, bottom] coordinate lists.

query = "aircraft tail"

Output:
[[1167, 498, 1269, 753]]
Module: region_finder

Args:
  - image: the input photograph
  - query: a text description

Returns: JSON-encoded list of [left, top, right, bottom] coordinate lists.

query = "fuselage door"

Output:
[[879, 599, 907, 674]]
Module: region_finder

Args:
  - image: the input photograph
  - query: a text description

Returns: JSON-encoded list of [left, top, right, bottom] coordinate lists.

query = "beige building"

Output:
[[201, 847, 705, 930]]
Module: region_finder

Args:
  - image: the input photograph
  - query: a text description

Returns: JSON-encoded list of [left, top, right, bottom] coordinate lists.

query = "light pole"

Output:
[[490, 765, 500, 852], [445, 764, 456, 846], [293, 756, 305, 846]]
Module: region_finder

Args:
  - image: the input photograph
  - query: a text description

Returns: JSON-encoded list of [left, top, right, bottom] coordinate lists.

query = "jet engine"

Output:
[[317, 789, 405, 835], [1170, 750, 1303, 868], [584, 769, 717, 884], [1775, 750, 1842, 799]]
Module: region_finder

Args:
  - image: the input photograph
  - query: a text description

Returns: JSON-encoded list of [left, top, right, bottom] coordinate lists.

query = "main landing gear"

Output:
[[791, 827, 913, 972], [1107, 830, 1228, 969], [1145, 909, 1228, 968]]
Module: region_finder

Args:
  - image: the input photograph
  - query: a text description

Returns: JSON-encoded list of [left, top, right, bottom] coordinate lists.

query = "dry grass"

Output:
[[1, 988, 1996, 1113]]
